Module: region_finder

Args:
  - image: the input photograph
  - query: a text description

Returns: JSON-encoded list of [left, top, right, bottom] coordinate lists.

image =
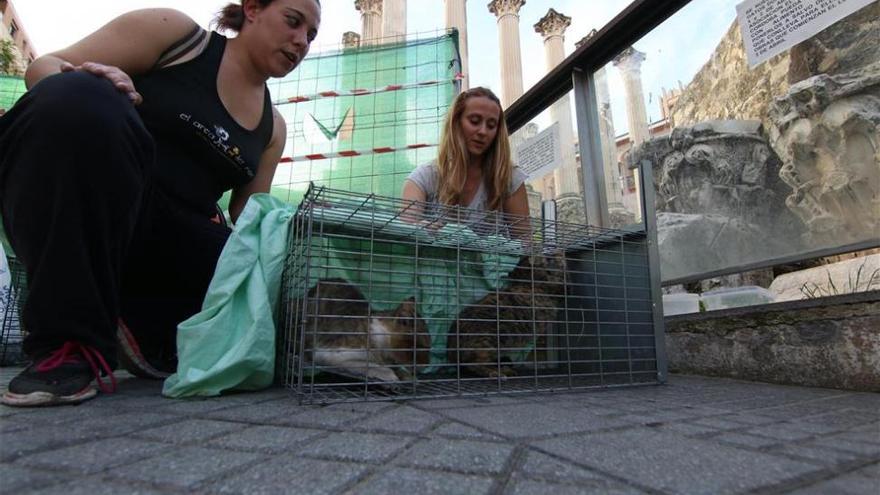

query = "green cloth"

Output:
[[163, 194, 292, 397], [163, 193, 522, 397]]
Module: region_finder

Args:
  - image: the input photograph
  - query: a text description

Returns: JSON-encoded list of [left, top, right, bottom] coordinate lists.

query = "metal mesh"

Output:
[[1, 256, 27, 365], [279, 185, 661, 404]]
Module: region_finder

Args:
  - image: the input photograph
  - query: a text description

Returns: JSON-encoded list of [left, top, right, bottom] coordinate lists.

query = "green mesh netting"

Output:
[[0, 75, 26, 112], [256, 31, 460, 208]]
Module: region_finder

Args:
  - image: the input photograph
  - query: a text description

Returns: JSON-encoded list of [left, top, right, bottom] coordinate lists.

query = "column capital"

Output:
[[534, 8, 571, 40], [354, 0, 382, 16], [612, 47, 646, 74], [488, 0, 525, 18], [575, 29, 598, 49], [342, 31, 361, 48]]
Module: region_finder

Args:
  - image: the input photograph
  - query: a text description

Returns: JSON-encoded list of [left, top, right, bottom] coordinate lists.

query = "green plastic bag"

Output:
[[163, 194, 293, 397]]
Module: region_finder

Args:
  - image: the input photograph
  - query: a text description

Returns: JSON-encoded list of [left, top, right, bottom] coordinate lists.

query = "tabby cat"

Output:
[[447, 254, 565, 377], [304, 278, 431, 383]]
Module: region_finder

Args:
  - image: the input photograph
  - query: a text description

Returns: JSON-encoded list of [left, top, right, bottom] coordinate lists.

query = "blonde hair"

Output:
[[436, 87, 512, 211]]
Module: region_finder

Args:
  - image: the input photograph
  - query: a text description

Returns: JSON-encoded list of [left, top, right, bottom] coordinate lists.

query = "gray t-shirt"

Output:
[[405, 161, 527, 230]]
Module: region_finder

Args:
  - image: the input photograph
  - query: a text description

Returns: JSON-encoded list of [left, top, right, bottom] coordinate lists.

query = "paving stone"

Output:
[[791, 469, 880, 494], [742, 424, 817, 442], [415, 394, 533, 410], [1, 425, 98, 462], [690, 416, 752, 431], [516, 450, 617, 485], [506, 479, 646, 495], [0, 463, 61, 494], [431, 422, 505, 441], [281, 406, 374, 428], [656, 422, 719, 437], [394, 438, 514, 475], [111, 446, 261, 489], [22, 477, 169, 495], [797, 410, 880, 431], [208, 425, 324, 454], [532, 428, 820, 494], [299, 432, 412, 463], [353, 467, 494, 495], [809, 435, 880, 456], [13, 437, 166, 474], [770, 442, 868, 466], [204, 456, 368, 495], [713, 432, 780, 449], [441, 402, 632, 439], [352, 405, 442, 434], [202, 398, 304, 423], [131, 418, 244, 444]]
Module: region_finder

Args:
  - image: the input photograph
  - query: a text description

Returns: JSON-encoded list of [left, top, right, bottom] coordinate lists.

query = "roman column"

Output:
[[487, 0, 526, 109], [576, 31, 630, 223], [613, 47, 649, 216], [535, 8, 578, 198], [354, 0, 383, 45], [444, 0, 469, 90], [382, 0, 407, 43]]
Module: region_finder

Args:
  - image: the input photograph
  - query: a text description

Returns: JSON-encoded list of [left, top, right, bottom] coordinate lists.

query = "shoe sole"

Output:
[[0, 387, 97, 407], [116, 320, 172, 380]]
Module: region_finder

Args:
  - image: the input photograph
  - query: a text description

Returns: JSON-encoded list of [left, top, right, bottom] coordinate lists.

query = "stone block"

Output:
[[394, 438, 514, 475], [354, 467, 494, 495], [299, 432, 412, 463], [204, 456, 368, 495], [111, 446, 261, 489]]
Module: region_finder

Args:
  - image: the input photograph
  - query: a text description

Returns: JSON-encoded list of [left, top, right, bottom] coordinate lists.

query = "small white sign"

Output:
[[737, 0, 873, 68], [515, 122, 562, 180]]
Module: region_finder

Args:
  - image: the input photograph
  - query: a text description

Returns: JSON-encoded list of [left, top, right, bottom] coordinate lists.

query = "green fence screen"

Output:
[[261, 31, 461, 207], [0, 75, 26, 113]]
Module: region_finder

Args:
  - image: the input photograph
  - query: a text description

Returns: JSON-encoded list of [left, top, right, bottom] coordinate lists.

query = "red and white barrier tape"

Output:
[[276, 74, 464, 105], [279, 143, 436, 163]]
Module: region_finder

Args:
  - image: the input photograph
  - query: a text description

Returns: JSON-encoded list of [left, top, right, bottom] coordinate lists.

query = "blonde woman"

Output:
[[402, 87, 530, 237]]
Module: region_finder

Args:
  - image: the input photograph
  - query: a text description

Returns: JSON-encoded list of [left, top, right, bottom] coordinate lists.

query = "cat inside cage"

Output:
[[281, 185, 659, 403]]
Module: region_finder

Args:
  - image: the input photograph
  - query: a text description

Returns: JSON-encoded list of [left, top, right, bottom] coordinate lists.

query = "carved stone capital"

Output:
[[342, 31, 361, 48], [354, 0, 383, 16], [575, 29, 598, 49], [488, 0, 525, 18], [534, 8, 571, 39], [612, 47, 646, 75]]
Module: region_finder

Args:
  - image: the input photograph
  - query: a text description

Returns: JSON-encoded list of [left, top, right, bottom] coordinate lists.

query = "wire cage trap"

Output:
[[279, 184, 666, 404], [1, 256, 28, 366]]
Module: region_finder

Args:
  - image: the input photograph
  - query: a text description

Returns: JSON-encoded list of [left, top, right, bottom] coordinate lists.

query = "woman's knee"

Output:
[[24, 71, 142, 133]]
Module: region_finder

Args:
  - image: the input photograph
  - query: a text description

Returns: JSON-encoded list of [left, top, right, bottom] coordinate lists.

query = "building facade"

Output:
[[0, 0, 36, 74]]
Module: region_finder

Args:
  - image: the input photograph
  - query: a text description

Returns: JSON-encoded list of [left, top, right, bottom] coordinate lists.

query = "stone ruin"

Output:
[[628, 120, 805, 280], [766, 62, 880, 246]]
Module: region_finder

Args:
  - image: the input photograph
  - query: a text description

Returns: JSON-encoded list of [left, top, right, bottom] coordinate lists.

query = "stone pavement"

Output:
[[1, 370, 878, 494]]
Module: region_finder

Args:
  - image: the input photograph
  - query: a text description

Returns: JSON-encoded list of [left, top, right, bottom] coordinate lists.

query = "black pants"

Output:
[[0, 71, 230, 364]]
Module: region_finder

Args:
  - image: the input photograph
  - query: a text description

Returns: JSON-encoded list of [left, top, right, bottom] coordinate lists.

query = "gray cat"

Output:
[[304, 278, 431, 383], [447, 255, 565, 378]]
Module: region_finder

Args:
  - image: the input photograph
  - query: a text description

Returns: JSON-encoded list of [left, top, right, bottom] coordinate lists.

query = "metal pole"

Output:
[[639, 159, 668, 384], [572, 68, 609, 228]]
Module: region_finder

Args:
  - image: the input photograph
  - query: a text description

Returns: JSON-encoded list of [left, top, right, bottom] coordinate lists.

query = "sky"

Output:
[[12, 0, 742, 134]]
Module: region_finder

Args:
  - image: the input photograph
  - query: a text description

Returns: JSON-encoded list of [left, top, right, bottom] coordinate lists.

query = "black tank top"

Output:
[[134, 31, 274, 215]]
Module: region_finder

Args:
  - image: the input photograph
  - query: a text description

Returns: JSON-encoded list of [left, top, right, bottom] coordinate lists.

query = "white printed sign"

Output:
[[736, 0, 873, 68], [515, 122, 562, 180]]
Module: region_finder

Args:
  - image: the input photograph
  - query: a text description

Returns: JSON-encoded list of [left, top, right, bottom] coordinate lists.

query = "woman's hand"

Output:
[[60, 61, 143, 105]]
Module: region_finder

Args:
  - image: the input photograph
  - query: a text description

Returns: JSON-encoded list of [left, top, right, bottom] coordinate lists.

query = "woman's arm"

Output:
[[400, 180, 427, 223], [228, 110, 287, 223], [503, 184, 531, 240], [25, 9, 198, 100]]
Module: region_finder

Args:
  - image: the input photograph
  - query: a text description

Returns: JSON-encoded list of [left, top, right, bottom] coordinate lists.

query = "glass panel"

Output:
[[510, 89, 587, 226], [596, 0, 879, 302]]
